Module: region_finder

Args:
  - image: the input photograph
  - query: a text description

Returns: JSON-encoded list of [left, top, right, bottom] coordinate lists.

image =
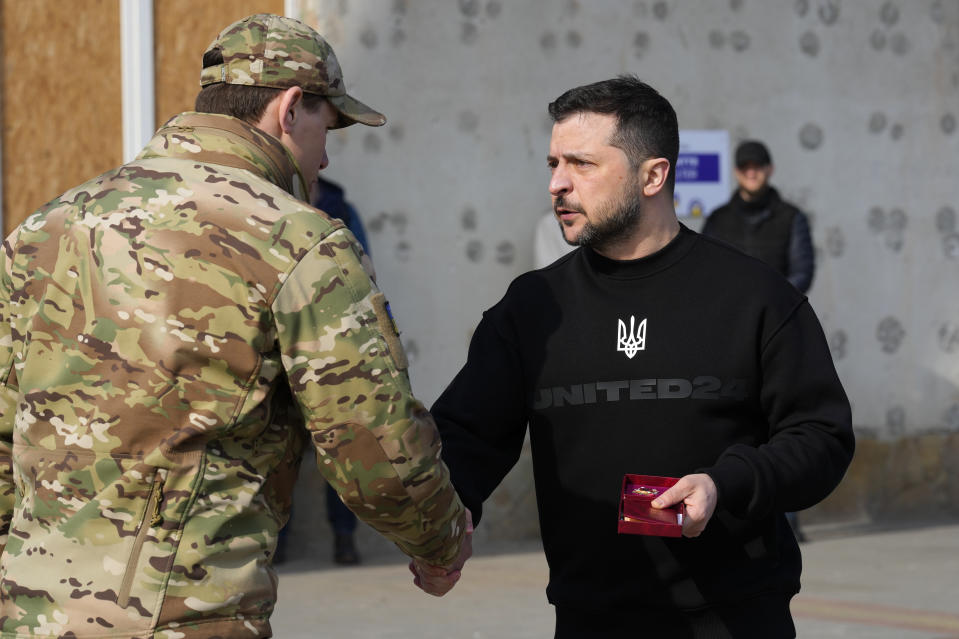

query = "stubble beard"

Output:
[[556, 177, 644, 252]]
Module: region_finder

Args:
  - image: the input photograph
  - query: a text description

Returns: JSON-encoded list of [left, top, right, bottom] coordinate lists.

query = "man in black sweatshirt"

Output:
[[426, 76, 854, 638]]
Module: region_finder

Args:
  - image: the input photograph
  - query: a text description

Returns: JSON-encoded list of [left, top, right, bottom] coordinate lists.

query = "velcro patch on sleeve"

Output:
[[371, 292, 409, 371]]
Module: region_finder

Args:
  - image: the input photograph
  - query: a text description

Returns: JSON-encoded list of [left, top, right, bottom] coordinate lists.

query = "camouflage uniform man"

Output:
[[0, 14, 468, 638]]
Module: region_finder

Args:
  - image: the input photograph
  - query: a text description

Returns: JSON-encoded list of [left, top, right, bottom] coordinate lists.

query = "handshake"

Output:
[[408, 508, 474, 597]]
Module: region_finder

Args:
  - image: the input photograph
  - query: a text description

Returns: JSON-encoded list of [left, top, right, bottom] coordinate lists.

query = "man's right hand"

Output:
[[651, 473, 718, 538], [409, 508, 473, 596]]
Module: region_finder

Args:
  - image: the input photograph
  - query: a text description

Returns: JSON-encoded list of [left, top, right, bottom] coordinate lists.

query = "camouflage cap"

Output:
[[200, 14, 386, 128]]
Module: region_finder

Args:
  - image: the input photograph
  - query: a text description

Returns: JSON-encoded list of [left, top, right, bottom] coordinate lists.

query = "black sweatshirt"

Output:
[[432, 225, 854, 613]]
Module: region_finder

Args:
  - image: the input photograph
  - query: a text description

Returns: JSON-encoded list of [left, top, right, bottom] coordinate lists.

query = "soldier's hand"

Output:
[[651, 473, 718, 538], [409, 508, 473, 596]]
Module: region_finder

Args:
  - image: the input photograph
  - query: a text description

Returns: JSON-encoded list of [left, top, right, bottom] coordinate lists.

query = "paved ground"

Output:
[[272, 521, 959, 638]]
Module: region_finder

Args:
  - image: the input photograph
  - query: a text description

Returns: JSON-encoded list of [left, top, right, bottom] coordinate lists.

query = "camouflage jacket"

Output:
[[0, 112, 465, 638]]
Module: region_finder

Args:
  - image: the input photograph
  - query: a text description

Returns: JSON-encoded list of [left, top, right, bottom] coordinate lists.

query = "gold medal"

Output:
[[631, 486, 660, 496]]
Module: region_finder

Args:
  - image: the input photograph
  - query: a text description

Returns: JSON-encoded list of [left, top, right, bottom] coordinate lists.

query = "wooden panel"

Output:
[[1, 0, 121, 235], [153, 0, 284, 127]]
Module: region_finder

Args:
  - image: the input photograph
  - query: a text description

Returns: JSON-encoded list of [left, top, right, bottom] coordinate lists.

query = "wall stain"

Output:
[[458, 110, 480, 133], [360, 26, 378, 49], [938, 323, 959, 354], [708, 29, 725, 49], [367, 212, 389, 234], [930, 0, 951, 24], [867, 206, 885, 233], [795, 0, 809, 18], [363, 133, 382, 153], [495, 240, 516, 265], [877, 316, 905, 354], [390, 211, 408, 235], [870, 29, 887, 51], [936, 206, 959, 252], [799, 122, 823, 150], [887, 207, 907, 232], [466, 239, 484, 262], [652, 1, 669, 20], [394, 240, 411, 262], [566, 31, 582, 48], [868, 206, 907, 252], [879, 1, 900, 27], [459, 0, 481, 17], [540, 31, 558, 51], [829, 329, 848, 360], [868, 111, 887, 134], [889, 31, 910, 55], [461, 206, 477, 231], [936, 206, 956, 234], [818, 0, 840, 26], [634, 31, 651, 57], [944, 234, 959, 259], [825, 226, 845, 257], [941, 113, 956, 135], [461, 21, 479, 45], [800, 30, 820, 56], [729, 30, 750, 52], [402, 337, 419, 366]]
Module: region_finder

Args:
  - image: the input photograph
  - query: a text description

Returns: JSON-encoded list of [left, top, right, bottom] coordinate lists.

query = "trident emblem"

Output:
[[617, 316, 647, 359]]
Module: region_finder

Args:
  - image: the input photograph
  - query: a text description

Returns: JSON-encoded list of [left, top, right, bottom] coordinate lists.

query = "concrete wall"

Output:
[[283, 0, 959, 547]]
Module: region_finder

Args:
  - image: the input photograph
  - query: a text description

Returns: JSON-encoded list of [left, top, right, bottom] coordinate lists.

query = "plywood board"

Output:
[[1, 0, 121, 234], [154, 0, 284, 126]]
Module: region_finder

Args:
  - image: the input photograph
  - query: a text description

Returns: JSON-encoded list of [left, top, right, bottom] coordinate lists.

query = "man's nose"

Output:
[[549, 167, 570, 196], [318, 150, 330, 172]]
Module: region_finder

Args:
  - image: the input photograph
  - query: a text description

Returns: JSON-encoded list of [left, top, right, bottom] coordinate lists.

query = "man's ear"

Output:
[[641, 158, 671, 197], [278, 86, 305, 135]]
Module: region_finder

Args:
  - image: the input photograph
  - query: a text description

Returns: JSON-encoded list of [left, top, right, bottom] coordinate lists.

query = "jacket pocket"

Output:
[[117, 467, 164, 608], [2, 448, 199, 637]]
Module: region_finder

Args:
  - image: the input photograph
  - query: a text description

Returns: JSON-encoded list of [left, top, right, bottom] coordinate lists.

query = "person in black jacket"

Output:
[[420, 76, 853, 638], [702, 140, 815, 294]]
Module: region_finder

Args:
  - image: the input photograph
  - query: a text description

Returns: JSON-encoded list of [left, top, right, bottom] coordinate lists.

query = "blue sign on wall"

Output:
[[674, 130, 730, 218], [676, 153, 721, 182]]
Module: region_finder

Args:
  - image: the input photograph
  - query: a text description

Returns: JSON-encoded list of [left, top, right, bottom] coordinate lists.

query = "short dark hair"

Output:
[[548, 75, 680, 191], [195, 49, 326, 124]]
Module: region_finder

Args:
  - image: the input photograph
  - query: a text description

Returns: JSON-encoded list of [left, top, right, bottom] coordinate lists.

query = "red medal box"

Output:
[[617, 474, 685, 537]]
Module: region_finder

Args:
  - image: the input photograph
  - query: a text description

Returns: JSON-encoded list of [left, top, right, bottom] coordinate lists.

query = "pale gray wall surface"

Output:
[[286, 0, 959, 542]]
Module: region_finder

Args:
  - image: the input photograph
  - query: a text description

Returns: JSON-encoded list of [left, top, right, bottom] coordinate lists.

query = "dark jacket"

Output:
[[702, 186, 815, 293]]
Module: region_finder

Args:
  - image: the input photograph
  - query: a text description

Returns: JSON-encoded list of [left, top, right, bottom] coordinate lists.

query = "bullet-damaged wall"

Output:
[[284, 0, 959, 549]]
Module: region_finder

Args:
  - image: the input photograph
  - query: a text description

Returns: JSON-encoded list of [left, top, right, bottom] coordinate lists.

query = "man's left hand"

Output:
[[651, 473, 718, 538]]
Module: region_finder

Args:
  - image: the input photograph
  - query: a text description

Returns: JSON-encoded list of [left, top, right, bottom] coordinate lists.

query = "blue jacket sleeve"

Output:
[[786, 212, 815, 293]]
